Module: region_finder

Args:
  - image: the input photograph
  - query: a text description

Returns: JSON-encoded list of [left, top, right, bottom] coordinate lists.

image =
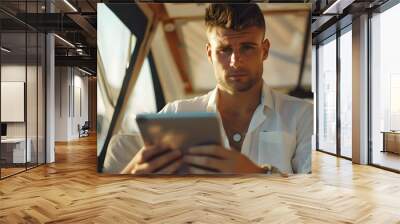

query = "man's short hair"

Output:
[[205, 3, 266, 33]]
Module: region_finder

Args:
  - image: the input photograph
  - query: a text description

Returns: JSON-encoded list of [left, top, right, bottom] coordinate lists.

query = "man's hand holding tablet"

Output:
[[121, 144, 183, 174], [121, 112, 264, 175], [184, 145, 264, 174]]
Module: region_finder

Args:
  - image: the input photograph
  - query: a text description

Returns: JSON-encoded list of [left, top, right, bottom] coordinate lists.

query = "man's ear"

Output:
[[262, 38, 270, 61], [206, 42, 213, 64]]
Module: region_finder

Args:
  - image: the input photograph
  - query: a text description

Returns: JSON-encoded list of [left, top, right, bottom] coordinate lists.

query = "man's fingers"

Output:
[[132, 163, 151, 174], [183, 155, 223, 171], [121, 149, 145, 174], [144, 149, 182, 173], [187, 165, 218, 174], [140, 144, 169, 163], [187, 145, 227, 159], [155, 159, 183, 174]]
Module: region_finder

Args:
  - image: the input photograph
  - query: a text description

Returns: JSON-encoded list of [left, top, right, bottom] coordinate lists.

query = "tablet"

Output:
[[136, 112, 223, 154]]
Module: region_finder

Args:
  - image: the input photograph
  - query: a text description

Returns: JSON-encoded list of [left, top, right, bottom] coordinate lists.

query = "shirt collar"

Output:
[[206, 80, 275, 112], [206, 87, 218, 112], [261, 82, 275, 112]]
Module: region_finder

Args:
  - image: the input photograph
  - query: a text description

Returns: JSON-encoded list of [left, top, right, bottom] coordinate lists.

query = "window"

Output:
[[96, 3, 152, 171], [370, 2, 400, 171], [97, 3, 138, 152], [339, 27, 352, 158], [389, 74, 400, 130], [119, 57, 158, 134], [317, 36, 337, 154], [97, 4, 136, 96], [316, 25, 353, 159]]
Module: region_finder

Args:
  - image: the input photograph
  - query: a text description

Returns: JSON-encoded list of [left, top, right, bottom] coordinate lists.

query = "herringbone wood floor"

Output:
[[1, 135, 399, 223]]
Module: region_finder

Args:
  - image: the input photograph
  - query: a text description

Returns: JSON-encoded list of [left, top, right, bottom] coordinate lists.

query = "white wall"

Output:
[[72, 73, 89, 138], [54, 67, 69, 141], [54, 67, 89, 141], [1, 65, 35, 138]]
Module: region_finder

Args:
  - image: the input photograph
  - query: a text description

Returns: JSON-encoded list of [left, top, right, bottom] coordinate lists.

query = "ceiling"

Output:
[[0, 0, 98, 73]]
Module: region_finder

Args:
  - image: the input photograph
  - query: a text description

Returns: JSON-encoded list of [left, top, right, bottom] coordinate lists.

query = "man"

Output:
[[119, 3, 313, 175]]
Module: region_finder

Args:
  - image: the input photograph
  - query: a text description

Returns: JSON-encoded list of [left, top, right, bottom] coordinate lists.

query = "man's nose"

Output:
[[229, 51, 242, 68]]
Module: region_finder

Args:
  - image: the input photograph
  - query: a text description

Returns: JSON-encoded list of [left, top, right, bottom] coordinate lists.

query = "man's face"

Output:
[[206, 26, 270, 93]]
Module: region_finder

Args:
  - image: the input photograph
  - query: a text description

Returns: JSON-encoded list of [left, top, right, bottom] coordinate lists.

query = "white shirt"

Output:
[[159, 81, 313, 174]]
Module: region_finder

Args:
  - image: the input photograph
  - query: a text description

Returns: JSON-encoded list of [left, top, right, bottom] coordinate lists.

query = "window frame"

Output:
[[368, 0, 400, 173], [97, 3, 158, 172], [315, 20, 353, 161]]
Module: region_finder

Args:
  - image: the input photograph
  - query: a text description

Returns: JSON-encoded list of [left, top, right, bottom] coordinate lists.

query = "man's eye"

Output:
[[218, 48, 232, 54], [242, 45, 255, 51]]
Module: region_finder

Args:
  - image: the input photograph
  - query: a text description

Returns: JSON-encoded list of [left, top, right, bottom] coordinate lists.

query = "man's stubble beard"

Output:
[[219, 72, 262, 93]]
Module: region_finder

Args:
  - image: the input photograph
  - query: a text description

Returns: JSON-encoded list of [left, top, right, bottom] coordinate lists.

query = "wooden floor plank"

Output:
[[0, 135, 399, 223]]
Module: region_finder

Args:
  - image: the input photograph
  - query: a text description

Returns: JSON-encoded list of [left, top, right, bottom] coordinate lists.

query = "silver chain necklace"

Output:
[[232, 132, 242, 143]]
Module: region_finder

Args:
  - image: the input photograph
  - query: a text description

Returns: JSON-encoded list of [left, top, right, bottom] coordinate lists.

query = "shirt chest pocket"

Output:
[[257, 131, 296, 172]]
